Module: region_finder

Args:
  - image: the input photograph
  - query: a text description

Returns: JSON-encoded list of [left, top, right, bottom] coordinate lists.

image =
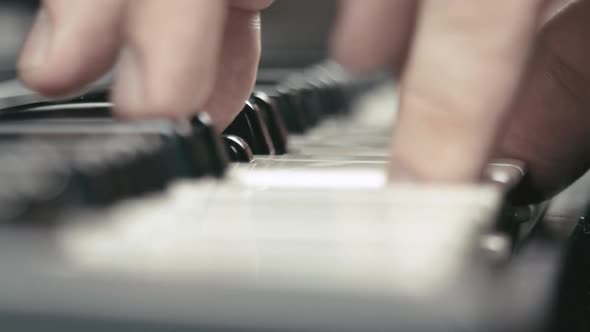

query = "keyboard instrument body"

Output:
[[0, 68, 581, 332], [0, 1, 585, 330]]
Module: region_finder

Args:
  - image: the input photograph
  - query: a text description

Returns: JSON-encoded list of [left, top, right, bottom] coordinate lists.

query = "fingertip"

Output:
[[18, 60, 96, 98], [17, 8, 68, 97]]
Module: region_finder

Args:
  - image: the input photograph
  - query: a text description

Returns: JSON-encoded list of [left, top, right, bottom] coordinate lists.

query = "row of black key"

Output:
[[0, 71, 364, 223], [0, 117, 227, 223]]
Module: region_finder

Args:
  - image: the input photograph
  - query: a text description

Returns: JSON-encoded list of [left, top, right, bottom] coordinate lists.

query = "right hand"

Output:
[[332, 0, 590, 202]]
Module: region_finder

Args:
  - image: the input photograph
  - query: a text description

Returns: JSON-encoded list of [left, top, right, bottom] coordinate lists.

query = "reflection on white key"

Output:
[[230, 169, 387, 189]]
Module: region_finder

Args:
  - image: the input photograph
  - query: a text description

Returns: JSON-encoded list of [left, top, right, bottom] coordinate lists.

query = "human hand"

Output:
[[20, 0, 590, 202], [18, 0, 273, 129], [332, 0, 590, 202]]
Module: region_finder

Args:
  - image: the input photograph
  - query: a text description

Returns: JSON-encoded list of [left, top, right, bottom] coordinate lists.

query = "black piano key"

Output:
[[0, 156, 70, 223], [251, 91, 289, 155], [71, 90, 110, 103], [0, 99, 231, 222], [299, 87, 322, 126], [188, 114, 229, 178], [71, 137, 168, 205], [279, 74, 328, 127], [223, 101, 275, 155], [1, 134, 174, 222], [72, 149, 125, 206], [275, 93, 307, 134], [325, 84, 347, 115], [45, 135, 170, 206], [223, 135, 254, 163], [309, 82, 342, 116], [0, 89, 111, 116], [0, 101, 113, 120]]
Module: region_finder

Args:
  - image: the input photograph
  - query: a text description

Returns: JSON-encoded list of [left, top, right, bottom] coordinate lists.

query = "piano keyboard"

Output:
[[0, 63, 565, 331]]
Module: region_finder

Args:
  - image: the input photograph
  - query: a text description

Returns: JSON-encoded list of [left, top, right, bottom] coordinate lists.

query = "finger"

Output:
[[390, 0, 545, 183], [202, 9, 264, 130], [203, 0, 274, 130], [331, 0, 416, 73], [112, 0, 227, 119], [18, 0, 125, 97], [498, 0, 590, 203]]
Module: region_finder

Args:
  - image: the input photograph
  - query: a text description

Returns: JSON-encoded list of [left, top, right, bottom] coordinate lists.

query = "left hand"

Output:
[[18, 0, 273, 129]]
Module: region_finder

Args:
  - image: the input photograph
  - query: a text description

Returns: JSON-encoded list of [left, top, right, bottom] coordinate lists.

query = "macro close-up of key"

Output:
[[0, 1, 589, 332]]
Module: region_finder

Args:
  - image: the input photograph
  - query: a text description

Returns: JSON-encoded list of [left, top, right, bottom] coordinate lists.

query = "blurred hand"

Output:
[[20, 0, 590, 202], [18, 0, 273, 129], [332, 0, 590, 202]]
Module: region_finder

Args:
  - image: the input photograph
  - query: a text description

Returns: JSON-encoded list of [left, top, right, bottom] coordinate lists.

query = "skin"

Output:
[[332, 0, 590, 203], [18, 0, 273, 130], [17, 0, 590, 202]]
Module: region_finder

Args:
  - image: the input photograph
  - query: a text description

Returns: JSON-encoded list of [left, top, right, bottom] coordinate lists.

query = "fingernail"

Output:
[[19, 10, 53, 71], [113, 49, 146, 116]]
